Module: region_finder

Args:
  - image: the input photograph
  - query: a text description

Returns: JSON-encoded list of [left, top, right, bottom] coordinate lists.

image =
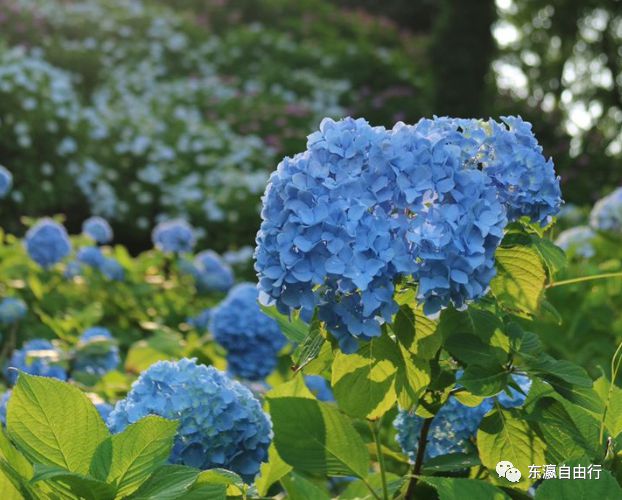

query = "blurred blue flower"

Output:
[[394, 396, 493, 462], [77, 246, 106, 268], [5, 339, 67, 385], [192, 250, 234, 293], [0, 298, 27, 325], [305, 375, 334, 402], [100, 257, 125, 281], [73, 327, 120, 378], [152, 219, 196, 253], [555, 226, 596, 259], [25, 219, 71, 269], [187, 308, 212, 332], [590, 187, 622, 233], [107, 359, 272, 482], [210, 283, 286, 381], [76, 247, 124, 281], [0, 166, 13, 199], [82, 216, 113, 244], [0, 390, 10, 426]]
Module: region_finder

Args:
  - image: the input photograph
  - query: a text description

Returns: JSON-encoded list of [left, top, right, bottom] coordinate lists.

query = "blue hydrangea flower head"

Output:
[[83, 216, 113, 244], [0, 165, 13, 199], [25, 219, 71, 269], [192, 250, 234, 293], [555, 226, 595, 259], [305, 375, 334, 402], [590, 187, 622, 233], [64, 261, 82, 279], [152, 219, 196, 253], [496, 374, 532, 409], [394, 396, 493, 462], [0, 390, 11, 426], [73, 327, 120, 378], [100, 257, 125, 281], [482, 116, 562, 226], [107, 359, 272, 482], [77, 246, 105, 268], [5, 339, 67, 385], [187, 308, 212, 332], [0, 298, 27, 325], [210, 283, 286, 381], [256, 117, 512, 350]]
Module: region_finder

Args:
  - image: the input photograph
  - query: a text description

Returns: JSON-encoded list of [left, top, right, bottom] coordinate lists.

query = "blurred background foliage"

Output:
[[0, 0, 620, 253]]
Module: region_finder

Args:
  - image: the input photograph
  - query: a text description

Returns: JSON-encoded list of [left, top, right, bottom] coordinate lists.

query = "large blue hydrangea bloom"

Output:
[[152, 219, 196, 254], [77, 246, 106, 268], [210, 283, 286, 381], [5, 339, 67, 385], [192, 250, 234, 293], [0, 166, 13, 199], [73, 327, 120, 378], [590, 187, 622, 233], [82, 216, 113, 244], [555, 226, 596, 259], [256, 117, 543, 352], [0, 390, 10, 426], [0, 298, 27, 325], [107, 359, 272, 482], [25, 219, 71, 269], [394, 396, 493, 462]]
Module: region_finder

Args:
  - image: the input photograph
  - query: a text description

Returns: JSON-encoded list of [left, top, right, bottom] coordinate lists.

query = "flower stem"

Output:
[[405, 417, 432, 499], [369, 419, 389, 500], [546, 271, 622, 289]]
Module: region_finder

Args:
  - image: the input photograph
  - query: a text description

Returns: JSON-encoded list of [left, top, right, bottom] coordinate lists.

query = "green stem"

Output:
[[599, 340, 622, 444], [546, 272, 622, 289], [370, 419, 389, 500], [405, 417, 433, 499]]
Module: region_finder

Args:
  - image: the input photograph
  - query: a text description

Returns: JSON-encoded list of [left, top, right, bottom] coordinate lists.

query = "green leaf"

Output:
[[491, 245, 546, 316], [90, 416, 178, 498], [125, 465, 199, 500], [594, 377, 622, 439], [260, 305, 307, 343], [193, 469, 244, 496], [421, 477, 511, 500], [477, 409, 546, 490], [7, 373, 109, 475], [293, 315, 325, 372], [0, 466, 24, 500], [422, 452, 481, 473], [31, 464, 116, 500], [331, 335, 399, 419], [533, 398, 601, 463], [125, 331, 185, 374], [281, 472, 330, 500], [268, 396, 369, 478], [255, 444, 293, 497], [460, 365, 509, 397], [535, 468, 622, 499], [341, 472, 403, 499], [393, 303, 441, 360]]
